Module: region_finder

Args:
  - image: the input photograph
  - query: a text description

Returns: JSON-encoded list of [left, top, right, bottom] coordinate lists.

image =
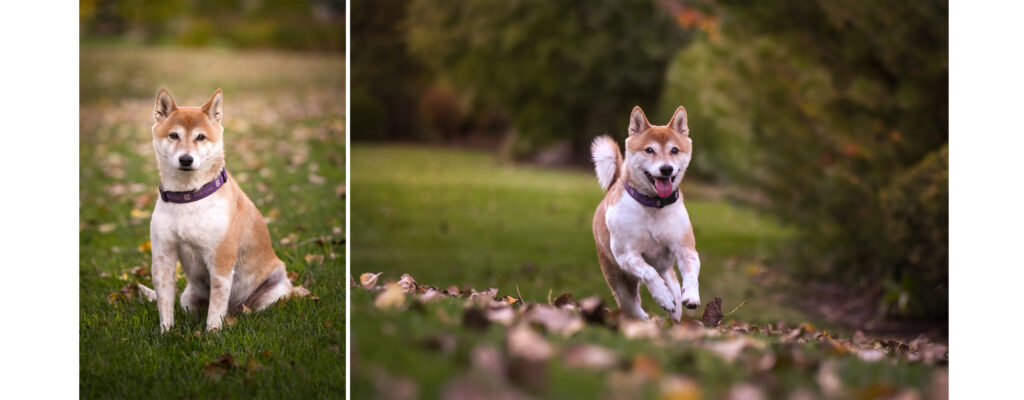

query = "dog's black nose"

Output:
[[179, 155, 194, 167], [659, 165, 673, 177]]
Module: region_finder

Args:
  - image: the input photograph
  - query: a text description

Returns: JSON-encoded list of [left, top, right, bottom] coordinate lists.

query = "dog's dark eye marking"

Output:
[[671, 147, 679, 154], [196, 134, 206, 142], [169, 133, 179, 140], [644, 147, 654, 154]]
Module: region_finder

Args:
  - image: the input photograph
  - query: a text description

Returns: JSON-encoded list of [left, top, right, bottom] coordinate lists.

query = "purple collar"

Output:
[[625, 182, 679, 208], [159, 168, 228, 203]]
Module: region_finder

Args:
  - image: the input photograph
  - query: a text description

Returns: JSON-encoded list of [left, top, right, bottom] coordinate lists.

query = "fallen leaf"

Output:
[[130, 208, 151, 219], [374, 284, 405, 310], [287, 270, 300, 282], [291, 285, 311, 298], [816, 360, 842, 397], [702, 297, 723, 328], [224, 315, 237, 327], [524, 305, 584, 337], [203, 353, 235, 381], [621, 319, 660, 340], [507, 323, 553, 362], [724, 383, 764, 400], [660, 375, 701, 400], [564, 344, 618, 370], [553, 293, 574, 308], [632, 354, 662, 381], [304, 253, 325, 265], [360, 272, 383, 288], [98, 223, 116, 233], [705, 337, 747, 363], [397, 274, 418, 293]]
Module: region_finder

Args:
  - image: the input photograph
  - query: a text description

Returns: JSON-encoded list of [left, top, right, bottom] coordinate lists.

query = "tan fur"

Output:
[[148, 88, 294, 332], [592, 106, 702, 322]]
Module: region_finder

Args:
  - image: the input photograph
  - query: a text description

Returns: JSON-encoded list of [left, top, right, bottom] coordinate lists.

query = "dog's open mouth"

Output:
[[643, 171, 676, 198], [178, 167, 194, 171]]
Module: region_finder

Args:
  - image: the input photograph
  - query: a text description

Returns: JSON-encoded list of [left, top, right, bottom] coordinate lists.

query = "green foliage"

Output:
[[80, 0, 345, 51], [658, 1, 948, 317], [350, 0, 426, 141], [404, 0, 688, 157]]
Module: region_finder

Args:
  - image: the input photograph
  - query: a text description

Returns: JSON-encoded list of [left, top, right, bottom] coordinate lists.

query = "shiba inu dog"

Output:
[[144, 88, 296, 332], [591, 106, 701, 323]]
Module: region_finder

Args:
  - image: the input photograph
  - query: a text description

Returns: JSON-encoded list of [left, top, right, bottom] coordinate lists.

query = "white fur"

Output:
[[605, 197, 701, 321], [591, 136, 620, 191]]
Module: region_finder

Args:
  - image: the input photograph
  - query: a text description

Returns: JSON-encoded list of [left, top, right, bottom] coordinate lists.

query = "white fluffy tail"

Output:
[[591, 135, 622, 192]]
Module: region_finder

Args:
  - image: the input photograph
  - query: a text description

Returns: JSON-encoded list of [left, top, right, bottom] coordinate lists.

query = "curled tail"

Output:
[[591, 135, 622, 192]]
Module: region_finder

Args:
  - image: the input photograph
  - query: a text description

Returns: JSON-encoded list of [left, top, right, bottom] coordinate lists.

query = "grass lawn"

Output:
[[80, 45, 346, 398], [350, 144, 947, 399]]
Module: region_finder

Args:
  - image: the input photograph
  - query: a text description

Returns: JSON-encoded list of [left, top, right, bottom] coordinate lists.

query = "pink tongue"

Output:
[[654, 178, 673, 198]]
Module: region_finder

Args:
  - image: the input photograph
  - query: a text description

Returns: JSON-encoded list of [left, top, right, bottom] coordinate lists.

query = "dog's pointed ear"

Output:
[[667, 106, 689, 135], [154, 89, 177, 123], [628, 106, 651, 136], [201, 89, 224, 124]]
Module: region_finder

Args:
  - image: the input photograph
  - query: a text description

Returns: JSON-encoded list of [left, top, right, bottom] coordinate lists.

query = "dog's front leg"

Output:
[[675, 227, 701, 309], [151, 239, 178, 332], [205, 254, 237, 332], [612, 249, 676, 316]]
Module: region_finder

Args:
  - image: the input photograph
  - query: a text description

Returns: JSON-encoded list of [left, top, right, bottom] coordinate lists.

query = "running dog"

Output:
[[591, 106, 701, 323]]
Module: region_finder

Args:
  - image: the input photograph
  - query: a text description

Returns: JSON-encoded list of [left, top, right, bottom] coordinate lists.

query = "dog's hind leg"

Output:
[[241, 267, 292, 312], [180, 283, 208, 312], [599, 252, 648, 320]]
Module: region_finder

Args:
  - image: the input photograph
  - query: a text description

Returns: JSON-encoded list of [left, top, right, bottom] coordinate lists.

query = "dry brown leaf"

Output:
[[660, 375, 701, 400], [291, 285, 311, 298], [224, 315, 237, 327], [374, 284, 405, 310], [507, 323, 553, 362], [524, 305, 584, 337], [724, 383, 764, 400], [360, 272, 383, 288], [621, 319, 660, 340], [304, 253, 325, 265], [287, 270, 300, 283], [705, 337, 748, 363], [702, 297, 723, 328], [564, 344, 618, 370], [203, 353, 235, 381], [397, 274, 418, 293]]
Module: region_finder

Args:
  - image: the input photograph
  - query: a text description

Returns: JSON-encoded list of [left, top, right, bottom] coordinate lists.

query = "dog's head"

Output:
[[624, 106, 692, 198], [151, 88, 225, 174]]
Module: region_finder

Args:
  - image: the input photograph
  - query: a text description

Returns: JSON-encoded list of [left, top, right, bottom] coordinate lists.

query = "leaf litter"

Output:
[[355, 272, 948, 399]]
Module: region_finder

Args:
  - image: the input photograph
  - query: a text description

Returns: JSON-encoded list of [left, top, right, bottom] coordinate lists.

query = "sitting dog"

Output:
[[591, 106, 701, 322], [144, 88, 297, 332]]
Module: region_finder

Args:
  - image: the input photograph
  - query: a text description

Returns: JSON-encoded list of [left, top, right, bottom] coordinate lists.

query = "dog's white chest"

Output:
[[606, 197, 690, 267], [151, 193, 231, 248]]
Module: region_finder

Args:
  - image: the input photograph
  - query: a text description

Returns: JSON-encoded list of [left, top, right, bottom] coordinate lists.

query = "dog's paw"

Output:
[[650, 289, 676, 315], [681, 289, 700, 310], [159, 321, 174, 333]]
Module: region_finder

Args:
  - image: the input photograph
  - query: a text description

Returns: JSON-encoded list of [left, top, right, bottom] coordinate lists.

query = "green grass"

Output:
[[350, 145, 945, 399], [80, 45, 345, 399]]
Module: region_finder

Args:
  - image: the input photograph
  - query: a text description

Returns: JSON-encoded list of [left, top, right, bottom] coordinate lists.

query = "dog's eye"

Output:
[[671, 147, 679, 154], [196, 134, 206, 142], [644, 147, 654, 154], [168, 133, 179, 140]]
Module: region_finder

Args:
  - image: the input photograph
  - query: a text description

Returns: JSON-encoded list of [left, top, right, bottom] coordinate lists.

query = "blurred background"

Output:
[[79, 1, 346, 398], [351, 1, 947, 395], [353, 0, 947, 320]]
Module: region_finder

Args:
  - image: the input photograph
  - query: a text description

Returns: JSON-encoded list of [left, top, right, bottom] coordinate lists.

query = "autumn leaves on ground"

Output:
[[351, 145, 948, 399], [79, 46, 345, 398]]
